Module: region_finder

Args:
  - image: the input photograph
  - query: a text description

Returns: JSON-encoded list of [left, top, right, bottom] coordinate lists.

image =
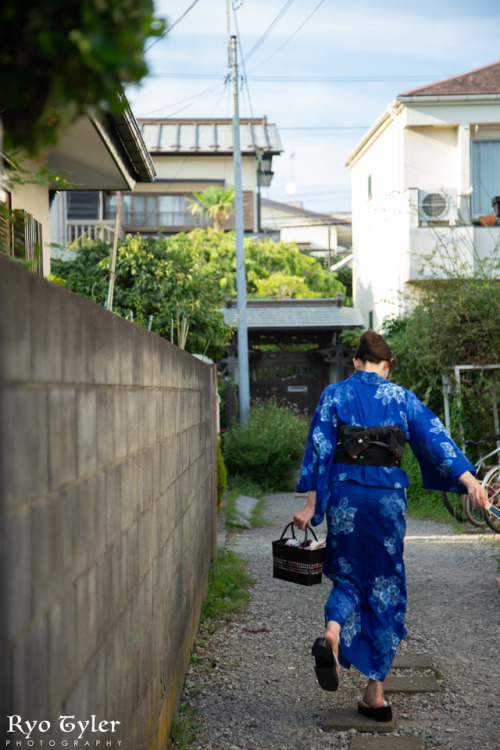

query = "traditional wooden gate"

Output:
[[249, 350, 329, 414]]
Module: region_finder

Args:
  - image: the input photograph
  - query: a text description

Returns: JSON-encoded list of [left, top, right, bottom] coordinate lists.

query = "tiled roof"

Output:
[[399, 61, 500, 98], [222, 299, 364, 330], [261, 198, 351, 225], [137, 117, 282, 155]]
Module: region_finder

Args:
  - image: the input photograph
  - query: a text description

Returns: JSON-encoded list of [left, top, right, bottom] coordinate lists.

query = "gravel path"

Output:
[[181, 493, 500, 750]]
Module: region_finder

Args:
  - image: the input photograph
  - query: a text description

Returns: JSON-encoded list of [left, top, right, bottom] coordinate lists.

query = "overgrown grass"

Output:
[[200, 548, 254, 630], [170, 706, 200, 750], [224, 474, 268, 528]]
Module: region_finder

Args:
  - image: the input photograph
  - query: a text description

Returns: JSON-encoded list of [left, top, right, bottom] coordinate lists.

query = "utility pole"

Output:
[[229, 34, 250, 423]]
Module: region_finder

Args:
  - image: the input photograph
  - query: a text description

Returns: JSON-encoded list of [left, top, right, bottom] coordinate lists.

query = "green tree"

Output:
[[0, 0, 165, 154], [194, 231, 346, 301], [382, 242, 500, 439], [188, 186, 235, 232], [51, 234, 234, 359], [51, 229, 347, 357], [253, 272, 321, 299]]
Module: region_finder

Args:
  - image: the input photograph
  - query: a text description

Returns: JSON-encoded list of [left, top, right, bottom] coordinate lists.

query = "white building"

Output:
[[260, 198, 351, 267], [345, 61, 500, 330]]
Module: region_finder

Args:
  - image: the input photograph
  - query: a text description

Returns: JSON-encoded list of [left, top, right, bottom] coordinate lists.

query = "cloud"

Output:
[[133, 0, 500, 211]]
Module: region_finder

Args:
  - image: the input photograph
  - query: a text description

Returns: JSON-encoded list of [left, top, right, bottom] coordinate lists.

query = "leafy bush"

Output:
[[1, 0, 165, 154], [383, 242, 500, 438], [222, 400, 310, 491]]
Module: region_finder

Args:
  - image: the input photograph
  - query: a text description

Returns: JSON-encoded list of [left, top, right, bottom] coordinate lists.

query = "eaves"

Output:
[[344, 100, 404, 168]]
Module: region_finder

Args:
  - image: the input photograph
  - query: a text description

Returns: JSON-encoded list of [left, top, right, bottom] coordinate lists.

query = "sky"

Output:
[[125, 0, 500, 214]]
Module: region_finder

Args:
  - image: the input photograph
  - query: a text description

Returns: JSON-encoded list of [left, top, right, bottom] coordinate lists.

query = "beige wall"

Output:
[[152, 154, 258, 191], [9, 160, 51, 274]]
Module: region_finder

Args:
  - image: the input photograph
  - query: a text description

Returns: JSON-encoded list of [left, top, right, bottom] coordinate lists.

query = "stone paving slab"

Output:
[[383, 675, 441, 693], [232, 495, 259, 528], [323, 706, 397, 733], [391, 653, 433, 669], [350, 736, 426, 750]]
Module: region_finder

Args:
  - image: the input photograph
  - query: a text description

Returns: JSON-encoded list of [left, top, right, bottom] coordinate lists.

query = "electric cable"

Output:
[[231, 1, 256, 120], [242, 0, 295, 63], [137, 83, 226, 118], [146, 72, 447, 83], [145, 0, 203, 53], [249, 0, 327, 71]]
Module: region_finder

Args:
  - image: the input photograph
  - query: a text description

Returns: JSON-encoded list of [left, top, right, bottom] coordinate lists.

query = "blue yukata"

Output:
[[296, 370, 474, 681]]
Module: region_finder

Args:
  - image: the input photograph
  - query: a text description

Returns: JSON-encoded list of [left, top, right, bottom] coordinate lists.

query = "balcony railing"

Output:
[[66, 212, 212, 245], [122, 210, 210, 231], [67, 220, 115, 245], [410, 223, 500, 280]]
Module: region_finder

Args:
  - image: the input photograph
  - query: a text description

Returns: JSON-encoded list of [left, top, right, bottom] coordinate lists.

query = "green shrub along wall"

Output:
[[222, 400, 310, 491]]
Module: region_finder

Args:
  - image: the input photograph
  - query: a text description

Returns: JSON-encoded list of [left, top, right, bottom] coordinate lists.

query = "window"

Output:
[[67, 191, 100, 220], [471, 140, 500, 216], [159, 195, 186, 226], [122, 194, 156, 227], [368, 174, 372, 200], [120, 193, 209, 230], [5, 206, 43, 274]]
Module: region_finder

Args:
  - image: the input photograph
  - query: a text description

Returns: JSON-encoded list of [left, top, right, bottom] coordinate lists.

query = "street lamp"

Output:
[[255, 147, 273, 234]]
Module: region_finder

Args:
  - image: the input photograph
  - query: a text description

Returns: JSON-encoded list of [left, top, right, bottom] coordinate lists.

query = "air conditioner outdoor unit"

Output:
[[418, 189, 458, 225]]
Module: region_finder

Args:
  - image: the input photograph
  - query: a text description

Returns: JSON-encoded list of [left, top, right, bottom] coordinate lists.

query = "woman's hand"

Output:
[[293, 490, 317, 530], [458, 471, 489, 508]]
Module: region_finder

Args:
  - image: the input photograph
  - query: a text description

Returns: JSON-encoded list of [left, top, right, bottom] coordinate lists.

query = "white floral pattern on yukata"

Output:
[[327, 497, 357, 535], [297, 370, 475, 681], [342, 610, 362, 647], [371, 575, 406, 612]]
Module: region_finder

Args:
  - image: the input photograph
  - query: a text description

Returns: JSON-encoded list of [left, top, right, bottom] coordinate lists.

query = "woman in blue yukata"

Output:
[[293, 330, 488, 722]]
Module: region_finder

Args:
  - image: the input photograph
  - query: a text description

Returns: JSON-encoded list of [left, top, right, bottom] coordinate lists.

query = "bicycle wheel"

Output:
[[441, 491, 465, 522], [483, 465, 500, 533], [462, 494, 487, 527]]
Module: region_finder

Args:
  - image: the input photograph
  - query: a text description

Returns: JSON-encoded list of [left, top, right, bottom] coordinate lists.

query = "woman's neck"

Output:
[[353, 358, 388, 379]]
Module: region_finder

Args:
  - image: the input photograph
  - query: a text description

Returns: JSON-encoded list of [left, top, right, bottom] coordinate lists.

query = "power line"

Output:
[[243, 0, 295, 62], [145, 0, 203, 53], [231, 1, 256, 120], [137, 83, 226, 118], [147, 72, 449, 83], [249, 0, 327, 71]]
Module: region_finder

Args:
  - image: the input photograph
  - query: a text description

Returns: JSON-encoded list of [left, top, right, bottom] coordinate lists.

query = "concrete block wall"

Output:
[[0, 258, 217, 748]]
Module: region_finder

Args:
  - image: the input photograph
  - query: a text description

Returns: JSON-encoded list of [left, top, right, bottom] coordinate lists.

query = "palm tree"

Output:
[[188, 185, 235, 232]]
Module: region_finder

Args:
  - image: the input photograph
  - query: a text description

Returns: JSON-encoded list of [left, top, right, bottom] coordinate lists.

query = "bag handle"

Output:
[[280, 522, 319, 545]]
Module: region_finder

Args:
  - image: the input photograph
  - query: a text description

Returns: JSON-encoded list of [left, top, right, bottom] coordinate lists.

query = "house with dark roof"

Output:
[[260, 197, 352, 268], [59, 117, 282, 243], [344, 61, 500, 330]]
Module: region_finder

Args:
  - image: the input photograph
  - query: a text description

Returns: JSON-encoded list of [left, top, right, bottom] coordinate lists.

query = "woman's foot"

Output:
[[323, 621, 340, 661], [361, 678, 385, 708], [311, 637, 340, 692], [357, 697, 392, 722]]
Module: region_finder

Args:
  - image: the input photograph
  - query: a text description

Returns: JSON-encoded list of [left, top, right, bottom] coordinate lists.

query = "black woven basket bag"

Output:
[[272, 522, 325, 586]]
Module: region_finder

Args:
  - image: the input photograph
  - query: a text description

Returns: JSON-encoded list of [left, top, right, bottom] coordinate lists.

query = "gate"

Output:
[[249, 351, 329, 414]]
